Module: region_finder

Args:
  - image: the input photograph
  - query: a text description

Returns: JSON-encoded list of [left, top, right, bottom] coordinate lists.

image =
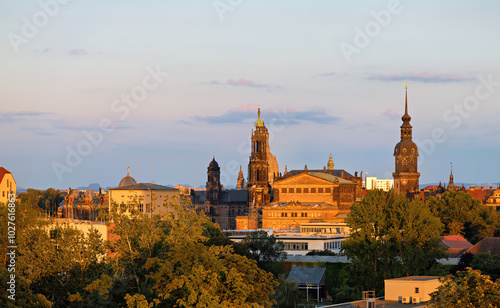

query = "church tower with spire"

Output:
[[236, 166, 246, 189], [327, 154, 334, 170], [206, 156, 222, 203], [248, 107, 271, 206], [447, 163, 458, 192], [393, 84, 420, 195]]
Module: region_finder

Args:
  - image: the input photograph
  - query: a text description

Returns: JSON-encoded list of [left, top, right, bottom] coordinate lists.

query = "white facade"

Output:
[[229, 231, 347, 256], [364, 176, 393, 192], [299, 222, 350, 235]]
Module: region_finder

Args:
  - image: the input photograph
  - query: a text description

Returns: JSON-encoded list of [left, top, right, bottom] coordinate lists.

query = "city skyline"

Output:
[[1, 1, 500, 189]]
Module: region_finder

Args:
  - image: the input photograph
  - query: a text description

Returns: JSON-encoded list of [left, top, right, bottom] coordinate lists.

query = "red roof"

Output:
[[465, 237, 500, 256], [466, 188, 491, 203], [441, 235, 473, 249], [0, 167, 13, 184], [423, 185, 439, 191]]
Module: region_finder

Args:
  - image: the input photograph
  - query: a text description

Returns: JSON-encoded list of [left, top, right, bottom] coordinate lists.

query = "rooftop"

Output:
[[109, 183, 178, 191], [288, 266, 326, 285], [386, 276, 440, 282]]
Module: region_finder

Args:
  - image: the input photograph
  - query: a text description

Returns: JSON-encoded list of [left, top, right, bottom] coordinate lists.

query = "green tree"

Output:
[[428, 267, 500, 307], [102, 198, 277, 307], [17, 188, 64, 216], [342, 190, 445, 293], [242, 231, 287, 263], [425, 191, 500, 243], [236, 230, 287, 276], [274, 275, 301, 308], [0, 196, 107, 307], [470, 253, 500, 281]]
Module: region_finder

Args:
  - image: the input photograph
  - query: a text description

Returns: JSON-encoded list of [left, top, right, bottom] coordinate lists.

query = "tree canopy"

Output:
[[2, 197, 278, 307], [425, 191, 500, 243], [342, 190, 446, 293], [428, 267, 500, 308]]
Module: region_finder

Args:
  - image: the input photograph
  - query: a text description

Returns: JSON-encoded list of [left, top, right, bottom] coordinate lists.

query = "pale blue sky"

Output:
[[1, 1, 499, 189]]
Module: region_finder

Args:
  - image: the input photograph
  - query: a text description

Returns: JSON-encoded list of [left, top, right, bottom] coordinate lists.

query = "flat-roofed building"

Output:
[[364, 176, 394, 192], [229, 231, 346, 256], [108, 183, 179, 216], [385, 276, 441, 303], [299, 222, 350, 235]]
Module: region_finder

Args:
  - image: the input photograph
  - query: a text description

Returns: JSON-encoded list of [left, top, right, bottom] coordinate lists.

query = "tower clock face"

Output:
[[402, 180, 407, 185]]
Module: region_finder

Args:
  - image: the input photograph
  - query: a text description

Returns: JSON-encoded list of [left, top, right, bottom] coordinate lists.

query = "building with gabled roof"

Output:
[[272, 171, 358, 210], [465, 237, 500, 256], [440, 235, 473, 258], [287, 266, 326, 302], [0, 167, 16, 205]]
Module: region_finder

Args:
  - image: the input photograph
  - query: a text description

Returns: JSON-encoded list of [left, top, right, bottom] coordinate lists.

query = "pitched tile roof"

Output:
[[0, 167, 13, 184], [284, 169, 353, 179], [465, 237, 500, 256], [441, 235, 473, 249], [308, 172, 357, 185]]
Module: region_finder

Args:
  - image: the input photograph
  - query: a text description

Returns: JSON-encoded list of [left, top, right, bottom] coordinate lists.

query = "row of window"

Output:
[[302, 227, 342, 234], [2, 191, 14, 198], [120, 203, 152, 213], [267, 212, 322, 218], [281, 187, 332, 194], [324, 241, 342, 250], [284, 242, 308, 250]]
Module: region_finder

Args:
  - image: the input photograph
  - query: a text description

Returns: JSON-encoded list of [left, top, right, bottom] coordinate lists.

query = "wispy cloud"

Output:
[[190, 105, 341, 125], [313, 72, 337, 78], [206, 78, 281, 89], [367, 72, 474, 83], [0, 111, 54, 122], [382, 108, 401, 120], [69, 48, 89, 56]]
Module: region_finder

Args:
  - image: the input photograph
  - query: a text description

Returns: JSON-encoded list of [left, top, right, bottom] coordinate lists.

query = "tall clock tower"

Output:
[[393, 84, 420, 195], [248, 107, 271, 206]]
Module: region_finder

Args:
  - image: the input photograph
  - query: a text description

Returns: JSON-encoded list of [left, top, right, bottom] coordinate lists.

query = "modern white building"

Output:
[[364, 176, 394, 192], [299, 222, 350, 235], [228, 230, 347, 256]]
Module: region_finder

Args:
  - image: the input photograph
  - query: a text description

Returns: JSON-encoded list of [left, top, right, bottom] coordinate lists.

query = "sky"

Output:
[[1, 0, 500, 190]]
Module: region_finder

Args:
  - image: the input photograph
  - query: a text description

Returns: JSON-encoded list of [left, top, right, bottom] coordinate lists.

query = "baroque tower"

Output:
[[327, 153, 334, 170], [236, 165, 246, 189], [206, 156, 222, 203], [248, 107, 271, 206], [393, 84, 420, 195]]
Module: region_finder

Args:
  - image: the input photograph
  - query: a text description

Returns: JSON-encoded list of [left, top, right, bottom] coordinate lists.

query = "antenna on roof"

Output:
[[136, 165, 138, 184], [152, 165, 155, 184]]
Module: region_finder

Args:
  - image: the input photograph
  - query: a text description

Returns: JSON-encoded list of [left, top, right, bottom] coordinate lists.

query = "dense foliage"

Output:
[[428, 267, 500, 307], [425, 191, 500, 243], [0, 198, 278, 307], [342, 190, 446, 294]]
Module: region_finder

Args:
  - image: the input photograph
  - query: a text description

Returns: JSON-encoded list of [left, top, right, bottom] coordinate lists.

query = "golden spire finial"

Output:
[[254, 105, 264, 127], [213, 155, 215, 160], [403, 81, 408, 89], [127, 166, 130, 175]]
